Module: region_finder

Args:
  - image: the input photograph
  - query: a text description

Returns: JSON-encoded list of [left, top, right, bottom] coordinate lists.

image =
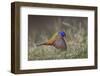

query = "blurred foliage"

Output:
[[28, 15, 88, 60]]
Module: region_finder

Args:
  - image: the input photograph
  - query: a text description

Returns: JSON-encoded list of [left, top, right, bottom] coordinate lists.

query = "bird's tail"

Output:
[[36, 42, 48, 46]]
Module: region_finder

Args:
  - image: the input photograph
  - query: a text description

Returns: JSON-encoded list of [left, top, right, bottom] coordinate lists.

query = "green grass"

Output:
[[28, 46, 87, 60]]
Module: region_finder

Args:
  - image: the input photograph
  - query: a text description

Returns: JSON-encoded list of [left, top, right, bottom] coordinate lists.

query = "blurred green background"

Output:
[[28, 15, 88, 60]]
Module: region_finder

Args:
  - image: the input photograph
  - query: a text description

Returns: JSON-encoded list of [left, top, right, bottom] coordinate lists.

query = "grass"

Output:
[[28, 42, 87, 60]]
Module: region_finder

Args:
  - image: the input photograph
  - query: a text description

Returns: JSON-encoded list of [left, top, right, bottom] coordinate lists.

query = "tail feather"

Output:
[[36, 42, 48, 46]]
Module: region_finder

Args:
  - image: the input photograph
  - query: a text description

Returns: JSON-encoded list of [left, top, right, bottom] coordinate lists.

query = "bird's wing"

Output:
[[47, 32, 58, 45], [36, 32, 59, 46]]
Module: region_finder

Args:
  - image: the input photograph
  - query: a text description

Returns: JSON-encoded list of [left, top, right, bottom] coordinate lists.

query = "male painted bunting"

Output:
[[37, 31, 67, 49]]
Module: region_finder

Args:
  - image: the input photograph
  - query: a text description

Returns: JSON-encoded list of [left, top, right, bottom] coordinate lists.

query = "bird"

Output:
[[36, 31, 67, 49]]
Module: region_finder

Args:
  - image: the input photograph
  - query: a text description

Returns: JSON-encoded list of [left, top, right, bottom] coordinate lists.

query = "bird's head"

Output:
[[58, 31, 66, 37]]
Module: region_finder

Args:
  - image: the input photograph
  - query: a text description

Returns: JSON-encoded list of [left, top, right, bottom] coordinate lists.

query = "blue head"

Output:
[[58, 31, 66, 37]]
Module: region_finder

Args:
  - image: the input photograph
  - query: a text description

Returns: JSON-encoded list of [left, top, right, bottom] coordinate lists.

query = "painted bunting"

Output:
[[37, 31, 67, 49]]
